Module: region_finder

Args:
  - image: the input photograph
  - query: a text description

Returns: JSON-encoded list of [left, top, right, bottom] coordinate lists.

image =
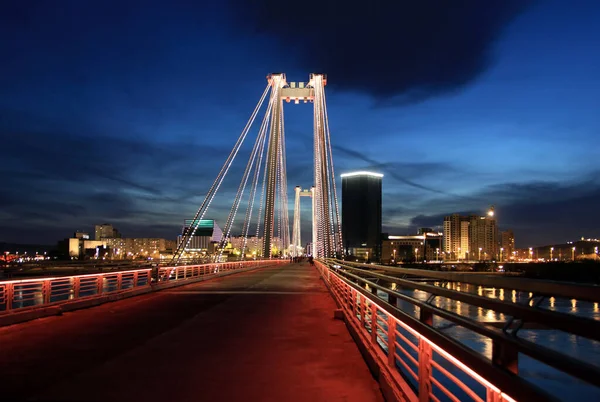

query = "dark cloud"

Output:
[[228, 0, 532, 101], [0, 116, 242, 243]]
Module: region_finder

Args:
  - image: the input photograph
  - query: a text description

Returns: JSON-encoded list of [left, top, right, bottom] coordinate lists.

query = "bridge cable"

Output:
[[171, 83, 270, 263]]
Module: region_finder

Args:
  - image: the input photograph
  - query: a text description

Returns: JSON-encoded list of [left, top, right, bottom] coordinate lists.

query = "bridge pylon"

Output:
[[172, 73, 341, 264]]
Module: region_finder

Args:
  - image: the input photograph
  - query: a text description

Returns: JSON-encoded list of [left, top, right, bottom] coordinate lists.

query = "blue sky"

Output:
[[1, 0, 599, 247]]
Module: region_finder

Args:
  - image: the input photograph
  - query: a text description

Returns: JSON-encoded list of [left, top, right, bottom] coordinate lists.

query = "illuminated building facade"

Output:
[[443, 214, 470, 260], [469, 208, 498, 261]]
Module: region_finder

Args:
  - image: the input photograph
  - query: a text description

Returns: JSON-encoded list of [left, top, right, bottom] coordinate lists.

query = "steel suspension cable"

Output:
[[172, 83, 270, 263], [240, 100, 272, 258], [219, 97, 274, 259]]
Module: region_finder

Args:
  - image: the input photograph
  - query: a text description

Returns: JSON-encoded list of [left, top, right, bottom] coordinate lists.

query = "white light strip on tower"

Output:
[[340, 171, 384, 178]]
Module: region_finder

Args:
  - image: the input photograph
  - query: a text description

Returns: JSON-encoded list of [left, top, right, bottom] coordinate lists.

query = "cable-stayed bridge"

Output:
[[173, 73, 341, 263], [1, 74, 599, 402]]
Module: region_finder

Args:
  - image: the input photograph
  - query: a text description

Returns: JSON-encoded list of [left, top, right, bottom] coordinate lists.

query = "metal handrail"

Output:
[[329, 261, 600, 389], [330, 261, 600, 342], [335, 259, 600, 303], [316, 259, 572, 401], [0, 259, 282, 315]]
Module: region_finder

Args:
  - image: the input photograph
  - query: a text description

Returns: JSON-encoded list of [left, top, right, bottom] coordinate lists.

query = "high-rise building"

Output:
[[500, 230, 515, 261], [443, 214, 470, 260], [469, 207, 498, 261], [94, 224, 120, 240], [341, 171, 383, 261]]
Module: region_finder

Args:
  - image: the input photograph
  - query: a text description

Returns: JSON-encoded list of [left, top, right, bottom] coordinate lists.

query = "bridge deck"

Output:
[[0, 263, 383, 402]]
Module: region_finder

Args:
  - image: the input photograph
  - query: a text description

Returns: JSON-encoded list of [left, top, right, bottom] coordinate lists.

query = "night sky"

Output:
[[1, 0, 599, 247]]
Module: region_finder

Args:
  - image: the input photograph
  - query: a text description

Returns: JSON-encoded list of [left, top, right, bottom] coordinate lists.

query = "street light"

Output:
[[478, 247, 482, 261], [529, 247, 533, 260], [550, 247, 554, 261], [415, 248, 419, 262], [500, 247, 504, 262], [572, 247, 576, 261], [393, 249, 396, 262]]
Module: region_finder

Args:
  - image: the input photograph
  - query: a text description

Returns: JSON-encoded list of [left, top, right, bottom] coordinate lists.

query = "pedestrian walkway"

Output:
[[0, 263, 383, 401]]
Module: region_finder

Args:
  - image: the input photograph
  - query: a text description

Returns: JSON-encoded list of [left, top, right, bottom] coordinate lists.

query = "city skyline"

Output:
[[1, 1, 599, 247]]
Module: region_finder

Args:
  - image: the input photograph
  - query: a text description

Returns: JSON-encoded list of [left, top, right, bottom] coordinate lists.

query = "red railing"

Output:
[[0, 259, 282, 315], [315, 260, 539, 402]]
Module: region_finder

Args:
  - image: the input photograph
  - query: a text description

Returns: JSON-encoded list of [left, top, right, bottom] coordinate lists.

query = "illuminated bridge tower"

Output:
[[291, 186, 315, 257], [172, 73, 341, 263]]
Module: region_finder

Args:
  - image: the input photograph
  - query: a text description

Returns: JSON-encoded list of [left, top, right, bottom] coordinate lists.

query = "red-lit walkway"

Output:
[[0, 263, 383, 402]]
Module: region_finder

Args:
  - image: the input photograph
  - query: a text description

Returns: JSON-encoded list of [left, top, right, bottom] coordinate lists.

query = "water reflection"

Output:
[[389, 280, 600, 401]]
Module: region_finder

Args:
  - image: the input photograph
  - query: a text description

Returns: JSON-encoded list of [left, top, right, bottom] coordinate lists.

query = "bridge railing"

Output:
[[315, 259, 557, 402], [0, 269, 153, 313], [156, 259, 285, 282], [0, 259, 281, 315]]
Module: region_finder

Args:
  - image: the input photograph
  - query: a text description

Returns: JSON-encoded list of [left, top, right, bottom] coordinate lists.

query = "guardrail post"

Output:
[[6, 283, 13, 311], [73, 277, 80, 298], [133, 271, 139, 288], [360, 294, 366, 327], [418, 338, 433, 402], [387, 315, 396, 367], [486, 388, 502, 402], [419, 308, 433, 326], [492, 339, 519, 374], [388, 293, 397, 307], [97, 276, 103, 295], [43, 280, 51, 304], [371, 302, 378, 344], [117, 273, 123, 291]]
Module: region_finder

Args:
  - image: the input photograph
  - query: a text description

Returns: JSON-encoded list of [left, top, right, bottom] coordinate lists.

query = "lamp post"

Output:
[[529, 247, 533, 260], [415, 248, 419, 262], [478, 247, 482, 261], [500, 247, 504, 262], [550, 247, 554, 261], [366, 251, 369, 263], [572, 247, 576, 261], [393, 249, 396, 263]]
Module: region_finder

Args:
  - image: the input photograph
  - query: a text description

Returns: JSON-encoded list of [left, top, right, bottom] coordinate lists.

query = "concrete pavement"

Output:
[[0, 263, 383, 402]]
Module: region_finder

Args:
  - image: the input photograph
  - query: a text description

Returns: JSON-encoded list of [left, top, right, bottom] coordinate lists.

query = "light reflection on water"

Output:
[[384, 281, 600, 401]]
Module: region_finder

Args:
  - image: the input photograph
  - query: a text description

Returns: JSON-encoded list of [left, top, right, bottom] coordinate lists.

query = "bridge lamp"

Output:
[[550, 247, 554, 261]]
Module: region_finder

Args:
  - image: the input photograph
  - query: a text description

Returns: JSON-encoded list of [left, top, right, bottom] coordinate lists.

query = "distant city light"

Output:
[[340, 171, 383, 178]]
